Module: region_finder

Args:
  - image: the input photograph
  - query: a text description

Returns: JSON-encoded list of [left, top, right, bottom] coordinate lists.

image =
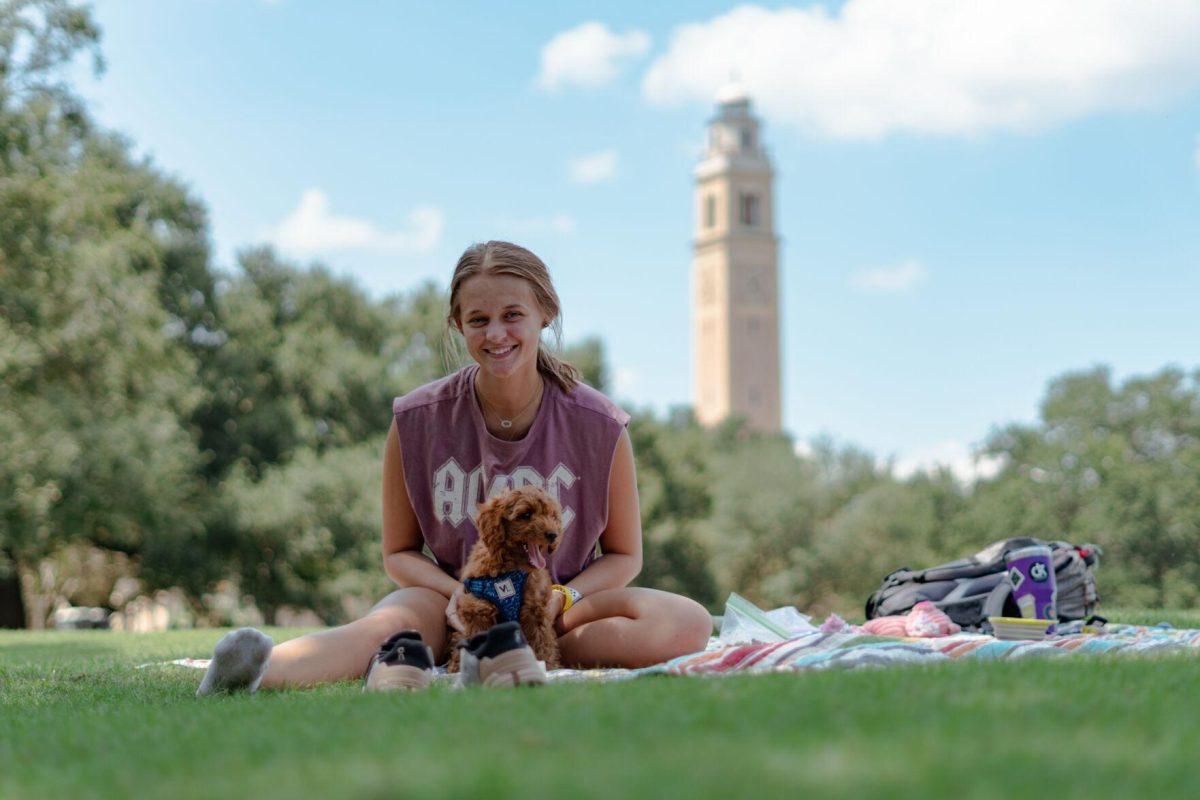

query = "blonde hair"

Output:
[[447, 240, 581, 392]]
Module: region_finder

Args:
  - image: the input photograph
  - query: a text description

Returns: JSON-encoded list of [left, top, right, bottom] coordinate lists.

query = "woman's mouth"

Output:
[[484, 344, 517, 360]]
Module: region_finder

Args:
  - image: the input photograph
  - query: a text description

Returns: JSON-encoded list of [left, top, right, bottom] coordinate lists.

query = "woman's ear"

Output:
[[473, 496, 506, 551]]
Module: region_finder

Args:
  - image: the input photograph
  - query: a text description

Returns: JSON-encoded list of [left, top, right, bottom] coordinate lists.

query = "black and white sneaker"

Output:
[[457, 621, 547, 688], [362, 630, 435, 692]]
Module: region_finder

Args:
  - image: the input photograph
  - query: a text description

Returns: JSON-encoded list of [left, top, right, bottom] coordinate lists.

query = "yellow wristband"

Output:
[[550, 584, 576, 613]]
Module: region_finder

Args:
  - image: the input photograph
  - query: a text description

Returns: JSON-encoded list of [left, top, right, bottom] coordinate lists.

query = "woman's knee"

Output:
[[621, 589, 713, 652], [674, 596, 716, 650], [365, 587, 448, 645]]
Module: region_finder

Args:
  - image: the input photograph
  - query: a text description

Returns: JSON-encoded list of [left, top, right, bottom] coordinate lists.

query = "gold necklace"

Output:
[[477, 378, 543, 435]]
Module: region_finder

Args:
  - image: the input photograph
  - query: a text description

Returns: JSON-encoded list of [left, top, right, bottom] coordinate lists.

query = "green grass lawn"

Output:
[[2, 610, 1199, 800]]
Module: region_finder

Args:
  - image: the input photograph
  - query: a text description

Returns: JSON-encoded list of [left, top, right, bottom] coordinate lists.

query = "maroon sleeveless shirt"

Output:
[[392, 365, 630, 583]]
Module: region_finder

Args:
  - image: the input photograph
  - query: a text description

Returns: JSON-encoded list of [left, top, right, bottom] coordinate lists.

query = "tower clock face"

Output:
[[738, 268, 771, 304], [745, 274, 764, 302]]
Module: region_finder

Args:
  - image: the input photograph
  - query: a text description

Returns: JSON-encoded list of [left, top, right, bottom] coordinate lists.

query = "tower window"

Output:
[[704, 194, 716, 228], [739, 193, 759, 227], [740, 128, 755, 150]]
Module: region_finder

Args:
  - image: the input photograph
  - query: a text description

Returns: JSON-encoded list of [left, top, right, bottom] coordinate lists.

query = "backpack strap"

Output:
[[981, 581, 1012, 622], [866, 568, 918, 619]]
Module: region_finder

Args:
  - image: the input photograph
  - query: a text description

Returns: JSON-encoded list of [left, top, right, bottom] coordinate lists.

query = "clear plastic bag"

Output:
[[717, 592, 817, 645]]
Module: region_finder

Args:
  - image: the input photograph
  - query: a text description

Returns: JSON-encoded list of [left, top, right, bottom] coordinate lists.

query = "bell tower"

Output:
[[692, 87, 781, 432]]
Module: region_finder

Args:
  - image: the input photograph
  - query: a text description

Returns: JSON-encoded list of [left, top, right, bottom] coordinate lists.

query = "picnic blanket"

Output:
[[149, 622, 1200, 686], [141, 657, 637, 685], [634, 622, 1200, 678]]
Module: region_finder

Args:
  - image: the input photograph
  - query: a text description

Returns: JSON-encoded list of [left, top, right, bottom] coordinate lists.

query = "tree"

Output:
[[189, 250, 455, 482], [1, 1, 216, 626], [216, 443, 392, 624], [628, 411, 719, 605], [975, 366, 1200, 607], [177, 253, 460, 623]]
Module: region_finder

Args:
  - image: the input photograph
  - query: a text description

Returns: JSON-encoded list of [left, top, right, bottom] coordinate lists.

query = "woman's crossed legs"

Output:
[[254, 586, 713, 690]]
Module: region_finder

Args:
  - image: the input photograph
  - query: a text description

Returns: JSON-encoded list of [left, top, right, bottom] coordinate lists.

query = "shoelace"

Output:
[[364, 633, 423, 677]]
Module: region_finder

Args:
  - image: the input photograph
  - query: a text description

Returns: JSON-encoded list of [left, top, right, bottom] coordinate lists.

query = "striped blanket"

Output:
[[151, 623, 1200, 685], [635, 623, 1200, 677]]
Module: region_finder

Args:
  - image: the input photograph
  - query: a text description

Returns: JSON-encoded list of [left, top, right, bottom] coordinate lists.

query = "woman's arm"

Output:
[[561, 427, 643, 598], [382, 419, 461, 598]]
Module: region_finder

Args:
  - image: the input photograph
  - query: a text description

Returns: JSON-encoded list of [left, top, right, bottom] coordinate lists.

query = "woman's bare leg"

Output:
[[258, 587, 450, 689], [556, 588, 713, 669]]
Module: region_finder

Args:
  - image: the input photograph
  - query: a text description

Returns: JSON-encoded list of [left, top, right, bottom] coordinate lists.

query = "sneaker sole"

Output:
[[363, 664, 433, 692], [479, 648, 548, 687]]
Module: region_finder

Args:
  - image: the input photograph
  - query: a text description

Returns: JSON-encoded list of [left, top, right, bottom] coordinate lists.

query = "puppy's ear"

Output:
[[473, 495, 507, 551]]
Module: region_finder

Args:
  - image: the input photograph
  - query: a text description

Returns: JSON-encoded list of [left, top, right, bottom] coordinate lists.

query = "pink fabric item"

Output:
[[861, 601, 961, 638], [861, 615, 909, 636], [819, 613, 854, 633], [905, 601, 962, 637]]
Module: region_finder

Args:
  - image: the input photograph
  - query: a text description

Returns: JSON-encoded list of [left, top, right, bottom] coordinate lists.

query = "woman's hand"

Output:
[[445, 586, 466, 633], [548, 587, 566, 635]]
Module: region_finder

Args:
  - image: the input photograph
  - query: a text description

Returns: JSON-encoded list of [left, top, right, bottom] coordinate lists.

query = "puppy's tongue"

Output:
[[526, 542, 547, 570]]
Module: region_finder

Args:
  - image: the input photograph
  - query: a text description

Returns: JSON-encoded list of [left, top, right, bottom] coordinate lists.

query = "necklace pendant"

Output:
[[500, 420, 513, 429]]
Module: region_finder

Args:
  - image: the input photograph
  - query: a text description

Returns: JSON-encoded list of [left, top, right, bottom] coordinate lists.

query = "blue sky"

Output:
[[77, 0, 1200, 479]]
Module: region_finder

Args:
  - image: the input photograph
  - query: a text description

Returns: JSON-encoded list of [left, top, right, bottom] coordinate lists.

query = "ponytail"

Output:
[[536, 342, 581, 393]]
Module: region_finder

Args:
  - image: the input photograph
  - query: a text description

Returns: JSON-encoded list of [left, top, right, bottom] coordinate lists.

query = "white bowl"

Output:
[[988, 616, 1054, 641]]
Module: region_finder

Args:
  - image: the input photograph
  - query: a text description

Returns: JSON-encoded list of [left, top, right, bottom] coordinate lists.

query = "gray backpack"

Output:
[[865, 537, 1101, 631]]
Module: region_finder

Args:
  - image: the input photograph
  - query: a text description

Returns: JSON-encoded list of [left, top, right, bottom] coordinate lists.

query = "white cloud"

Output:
[[893, 440, 1005, 484], [569, 150, 618, 184], [493, 214, 578, 236], [614, 367, 638, 396], [850, 260, 928, 293], [538, 22, 651, 92], [266, 189, 443, 256], [642, 1, 1200, 140]]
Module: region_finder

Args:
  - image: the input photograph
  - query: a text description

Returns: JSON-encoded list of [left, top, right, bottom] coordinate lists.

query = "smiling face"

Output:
[[455, 273, 548, 381]]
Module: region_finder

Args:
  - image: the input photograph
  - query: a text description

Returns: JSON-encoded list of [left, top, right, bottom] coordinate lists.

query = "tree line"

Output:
[[3, 1, 1198, 627]]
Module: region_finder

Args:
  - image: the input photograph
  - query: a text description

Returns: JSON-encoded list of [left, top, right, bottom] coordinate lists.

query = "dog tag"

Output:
[[495, 578, 516, 599]]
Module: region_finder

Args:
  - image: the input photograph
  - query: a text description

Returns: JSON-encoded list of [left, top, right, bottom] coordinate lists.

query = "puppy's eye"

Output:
[[518, 510, 533, 521]]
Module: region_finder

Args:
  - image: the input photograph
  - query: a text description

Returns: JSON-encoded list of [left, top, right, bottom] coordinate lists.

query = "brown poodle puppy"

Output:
[[449, 485, 563, 672]]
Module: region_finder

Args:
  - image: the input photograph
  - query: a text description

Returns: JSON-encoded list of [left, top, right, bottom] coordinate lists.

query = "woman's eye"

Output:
[[469, 317, 486, 326], [505, 311, 522, 321]]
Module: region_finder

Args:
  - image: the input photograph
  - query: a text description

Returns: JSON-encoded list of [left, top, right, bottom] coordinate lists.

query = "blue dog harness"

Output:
[[463, 570, 528, 623]]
